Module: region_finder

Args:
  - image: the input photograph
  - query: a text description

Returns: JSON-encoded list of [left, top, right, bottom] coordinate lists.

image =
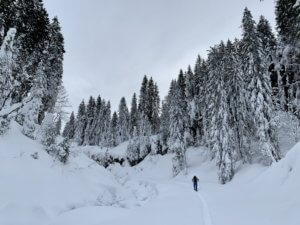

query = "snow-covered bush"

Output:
[[171, 141, 187, 176], [46, 137, 70, 164], [90, 151, 124, 168], [0, 117, 10, 135], [126, 136, 151, 166], [38, 113, 56, 146]]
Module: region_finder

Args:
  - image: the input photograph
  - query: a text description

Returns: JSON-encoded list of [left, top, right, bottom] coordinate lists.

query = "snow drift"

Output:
[[0, 121, 299, 225]]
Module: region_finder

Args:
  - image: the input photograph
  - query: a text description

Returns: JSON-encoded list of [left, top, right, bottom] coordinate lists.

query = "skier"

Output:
[[192, 175, 199, 191]]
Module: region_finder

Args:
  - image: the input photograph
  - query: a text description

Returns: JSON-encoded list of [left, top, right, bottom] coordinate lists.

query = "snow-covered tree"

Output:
[[55, 116, 61, 135], [224, 39, 250, 162], [84, 96, 96, 145], [0, 28, 16, 112], [130, 93, 138, 137], [168, 79, 187, 176], [74, 100, 87, 145], [206, 43, 236, 183], [241, 8, 281, 165], [110, 111, 118, 147], [62, 111, 75, 139], [117, 97, 130, 143]]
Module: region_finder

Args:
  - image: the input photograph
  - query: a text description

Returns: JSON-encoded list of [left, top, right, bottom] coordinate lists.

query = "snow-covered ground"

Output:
[[0, 122, 299, 225]]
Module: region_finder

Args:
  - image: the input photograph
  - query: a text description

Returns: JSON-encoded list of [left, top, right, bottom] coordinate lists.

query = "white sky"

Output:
[[43, 0, 276, 113]]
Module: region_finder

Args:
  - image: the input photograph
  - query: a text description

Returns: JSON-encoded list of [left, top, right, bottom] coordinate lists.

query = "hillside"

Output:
[[0, 122, 299, 225]]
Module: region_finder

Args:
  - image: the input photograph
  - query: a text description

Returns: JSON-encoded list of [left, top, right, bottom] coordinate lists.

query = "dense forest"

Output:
[[0, 0, 299, 183]]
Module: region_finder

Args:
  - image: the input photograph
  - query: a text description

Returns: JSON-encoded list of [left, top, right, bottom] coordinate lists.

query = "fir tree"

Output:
[[138, 75, 151, 136], [0, 28, 17, 112], [185, 65, 197, 144], [74, 100, 86, 145], [117, 97, 130, 143], [55, 116, 61, 135], [194, 55, 208, 145], [62, 111, 75, 139], [110, 111, 118, 147], [241, 8, 281, 165], [84, 96, 96, 145], [102, 101, 111, 146], [130, 93, 138, 137], [225, 39, 249, 162], [168, 79, 187, 175], [207, 43, 236, 183]]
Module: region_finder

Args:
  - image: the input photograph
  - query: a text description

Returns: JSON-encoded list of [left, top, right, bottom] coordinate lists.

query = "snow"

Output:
[[77, 141, 128, 158], [0, 122, 300, 225]]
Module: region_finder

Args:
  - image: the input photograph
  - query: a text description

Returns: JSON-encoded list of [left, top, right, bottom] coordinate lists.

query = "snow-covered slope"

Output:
[[0, 122, 299, 225], [193, 142, 300, 225]]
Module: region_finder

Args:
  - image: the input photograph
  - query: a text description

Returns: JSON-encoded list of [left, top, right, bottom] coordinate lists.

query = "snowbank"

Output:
[[196, 142, 300, 225], [1, 122, 299, 225], [0, 123, 151, 225]]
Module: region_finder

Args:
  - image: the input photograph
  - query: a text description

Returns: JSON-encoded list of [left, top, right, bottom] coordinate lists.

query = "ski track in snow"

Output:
[[197, 192, 214, 225], [174, 180, 214, 225]]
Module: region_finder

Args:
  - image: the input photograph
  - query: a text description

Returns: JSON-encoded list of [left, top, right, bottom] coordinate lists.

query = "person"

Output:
[[192, 175, 199, 191]]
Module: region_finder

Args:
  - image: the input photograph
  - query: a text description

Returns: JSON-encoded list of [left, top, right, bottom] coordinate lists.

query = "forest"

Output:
[[0, 0, 299, 184]]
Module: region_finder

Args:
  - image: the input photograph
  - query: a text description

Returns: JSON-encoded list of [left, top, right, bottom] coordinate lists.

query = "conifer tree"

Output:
[[207, 43, 236, 183], [89, 95, 102, 145], [241, 8, 281, 165], [110, 111, 118, 147], [225, 40, 249, 162], [62, 111, 75, 139], [74, 100, 86, 145], [102, 101, 111, 146], [130, 93, 138, 137], [185, 65, 197, 143], [194, 55, 208, 144], [118, 97, 130, 143], [84, 96, 96, 145], [41, 17, 65, 114], [167, 78, 187, 175], [257, 16, 279, 104], [55, 116, 62, 135], [275, 0, 300, 115], [138, 75, 151, 136], [0, 28, 17, 112], [160, 98, 170, 145]]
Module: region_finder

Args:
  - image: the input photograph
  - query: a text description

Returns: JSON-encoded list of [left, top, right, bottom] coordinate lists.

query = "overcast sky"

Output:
[[43, 0, 276, 114]]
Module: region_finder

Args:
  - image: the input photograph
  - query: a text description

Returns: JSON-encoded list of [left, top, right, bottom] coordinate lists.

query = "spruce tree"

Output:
[[138, 75, 151, 136], [74, 100, 87, 145], [168, 79, 187, 175], [225, 39, 249, 162], [102, 101, 111, 146], [185, 65, 197, 144], [207, 43, 236, 183], [62, 111, 75, 139], [194, 55, 208, 145], [41, 17, 65, 114], [84, 96, 96, 145], [257, 16, 279, 105], [275, 0, 300, 115], [118, 97, 130, 143], [55, 116, 62, 135], [130, 93, 138, 137], [110, 111, 118, 147], [0, 28, 17, 111], [241, 8, 281, 165]]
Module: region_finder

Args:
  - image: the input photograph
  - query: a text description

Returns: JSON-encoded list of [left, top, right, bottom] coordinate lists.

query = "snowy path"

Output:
[[197, 192, 214, 225]]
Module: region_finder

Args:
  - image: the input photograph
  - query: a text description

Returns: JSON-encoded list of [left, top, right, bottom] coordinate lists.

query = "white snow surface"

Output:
[[0, 122, 299, 225]]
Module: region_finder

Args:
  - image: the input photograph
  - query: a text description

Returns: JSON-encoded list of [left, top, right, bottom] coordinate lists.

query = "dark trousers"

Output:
[[193, 182, 198, 191]]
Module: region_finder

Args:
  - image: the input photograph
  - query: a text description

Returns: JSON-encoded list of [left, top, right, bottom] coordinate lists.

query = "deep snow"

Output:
[[0, 122, 299, 225]]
